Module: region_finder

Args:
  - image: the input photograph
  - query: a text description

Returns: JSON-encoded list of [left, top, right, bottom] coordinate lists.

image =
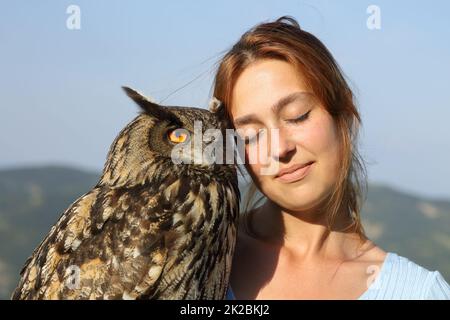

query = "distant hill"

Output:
[[362, 183, 450, 279], [0, 165, 448, 299], [0, 166, 99, 298]]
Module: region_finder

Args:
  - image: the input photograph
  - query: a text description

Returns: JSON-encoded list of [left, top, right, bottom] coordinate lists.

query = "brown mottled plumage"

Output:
[[12, 87, 240, 300]]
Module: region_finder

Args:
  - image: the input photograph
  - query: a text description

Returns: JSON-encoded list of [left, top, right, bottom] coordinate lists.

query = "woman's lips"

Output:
[[275, 161, 314, 183]]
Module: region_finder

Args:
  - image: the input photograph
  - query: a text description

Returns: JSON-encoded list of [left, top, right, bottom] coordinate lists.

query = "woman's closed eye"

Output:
[[285, 109, 311, 124], [236, 109, 311, 145]]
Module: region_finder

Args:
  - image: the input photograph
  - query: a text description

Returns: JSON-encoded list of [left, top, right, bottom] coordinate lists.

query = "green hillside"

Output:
[[0, 166, 99, 298]]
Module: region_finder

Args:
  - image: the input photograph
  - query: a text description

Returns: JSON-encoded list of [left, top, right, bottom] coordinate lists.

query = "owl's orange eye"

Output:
[[168, 128, 189, 143]]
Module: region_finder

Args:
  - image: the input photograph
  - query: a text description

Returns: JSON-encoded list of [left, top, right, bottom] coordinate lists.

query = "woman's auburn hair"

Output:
[[212, 16, 368, 240]]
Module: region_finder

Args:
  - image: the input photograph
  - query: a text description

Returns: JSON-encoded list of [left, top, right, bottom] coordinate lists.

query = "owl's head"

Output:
[[99, 87, 238, 188]]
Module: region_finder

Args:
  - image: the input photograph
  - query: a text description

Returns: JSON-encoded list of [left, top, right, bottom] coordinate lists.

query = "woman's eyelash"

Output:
[[240, 110, 310, 145], [287, 110, 311, 123]]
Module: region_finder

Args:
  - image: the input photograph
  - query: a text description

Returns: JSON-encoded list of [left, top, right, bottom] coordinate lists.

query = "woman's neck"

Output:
[[249, 199, 366, 262]]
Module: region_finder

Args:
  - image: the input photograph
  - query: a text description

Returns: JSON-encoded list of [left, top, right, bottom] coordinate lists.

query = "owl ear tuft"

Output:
[[208, 96, 223, 113], [122, 86, 157, 103], [122, 86, 169, 119]]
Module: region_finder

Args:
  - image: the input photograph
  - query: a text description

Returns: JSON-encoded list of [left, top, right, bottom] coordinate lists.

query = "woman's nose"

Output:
[[270, 128, 296, 161]]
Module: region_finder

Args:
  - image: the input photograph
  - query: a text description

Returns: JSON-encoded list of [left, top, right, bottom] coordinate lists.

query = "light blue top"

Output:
[[225, 252, 450, 300]]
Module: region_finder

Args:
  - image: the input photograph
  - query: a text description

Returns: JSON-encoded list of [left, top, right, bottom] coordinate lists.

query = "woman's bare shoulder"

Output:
[[357, 240, 387, 263], [229, 214, 251, 291], [230, 211, 273, 299], [231, 211, 266, 273], [234, 212, 258, 258]]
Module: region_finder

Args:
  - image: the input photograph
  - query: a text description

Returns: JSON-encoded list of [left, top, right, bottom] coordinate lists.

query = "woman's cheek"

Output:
[[307, 113, 341, 179], [303, 112, 337, 154]]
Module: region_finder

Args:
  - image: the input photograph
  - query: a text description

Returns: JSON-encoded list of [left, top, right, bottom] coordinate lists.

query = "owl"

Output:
[[11, 87, 240, 300]]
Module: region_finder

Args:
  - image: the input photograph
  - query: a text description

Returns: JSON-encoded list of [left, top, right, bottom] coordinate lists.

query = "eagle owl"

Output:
[[12, 87, 240, 300]]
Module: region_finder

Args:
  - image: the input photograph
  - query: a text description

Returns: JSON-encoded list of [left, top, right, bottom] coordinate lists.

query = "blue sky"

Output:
[[1, 0, 449, 198]]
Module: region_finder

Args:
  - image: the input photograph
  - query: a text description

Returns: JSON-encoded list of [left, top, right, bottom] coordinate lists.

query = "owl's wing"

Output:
[[12, 187, 168, 300]]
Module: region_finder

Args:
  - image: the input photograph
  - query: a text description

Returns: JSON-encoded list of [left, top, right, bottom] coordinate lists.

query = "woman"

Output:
[[212, 16, 450, 299]]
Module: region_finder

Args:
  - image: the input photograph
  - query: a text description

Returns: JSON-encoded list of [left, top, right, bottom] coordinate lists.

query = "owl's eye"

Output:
[[168, 128, 189, 144]]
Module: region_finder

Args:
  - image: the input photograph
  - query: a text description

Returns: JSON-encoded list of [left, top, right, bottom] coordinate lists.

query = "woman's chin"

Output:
[[270, 189, 329, 213]]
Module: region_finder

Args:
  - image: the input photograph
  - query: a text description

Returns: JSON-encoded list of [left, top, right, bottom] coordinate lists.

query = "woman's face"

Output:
[[231, 59, 341, 213]]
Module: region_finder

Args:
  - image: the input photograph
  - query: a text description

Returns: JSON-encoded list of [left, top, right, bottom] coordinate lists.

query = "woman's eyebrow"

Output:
[[234, 91, 311, 127]]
